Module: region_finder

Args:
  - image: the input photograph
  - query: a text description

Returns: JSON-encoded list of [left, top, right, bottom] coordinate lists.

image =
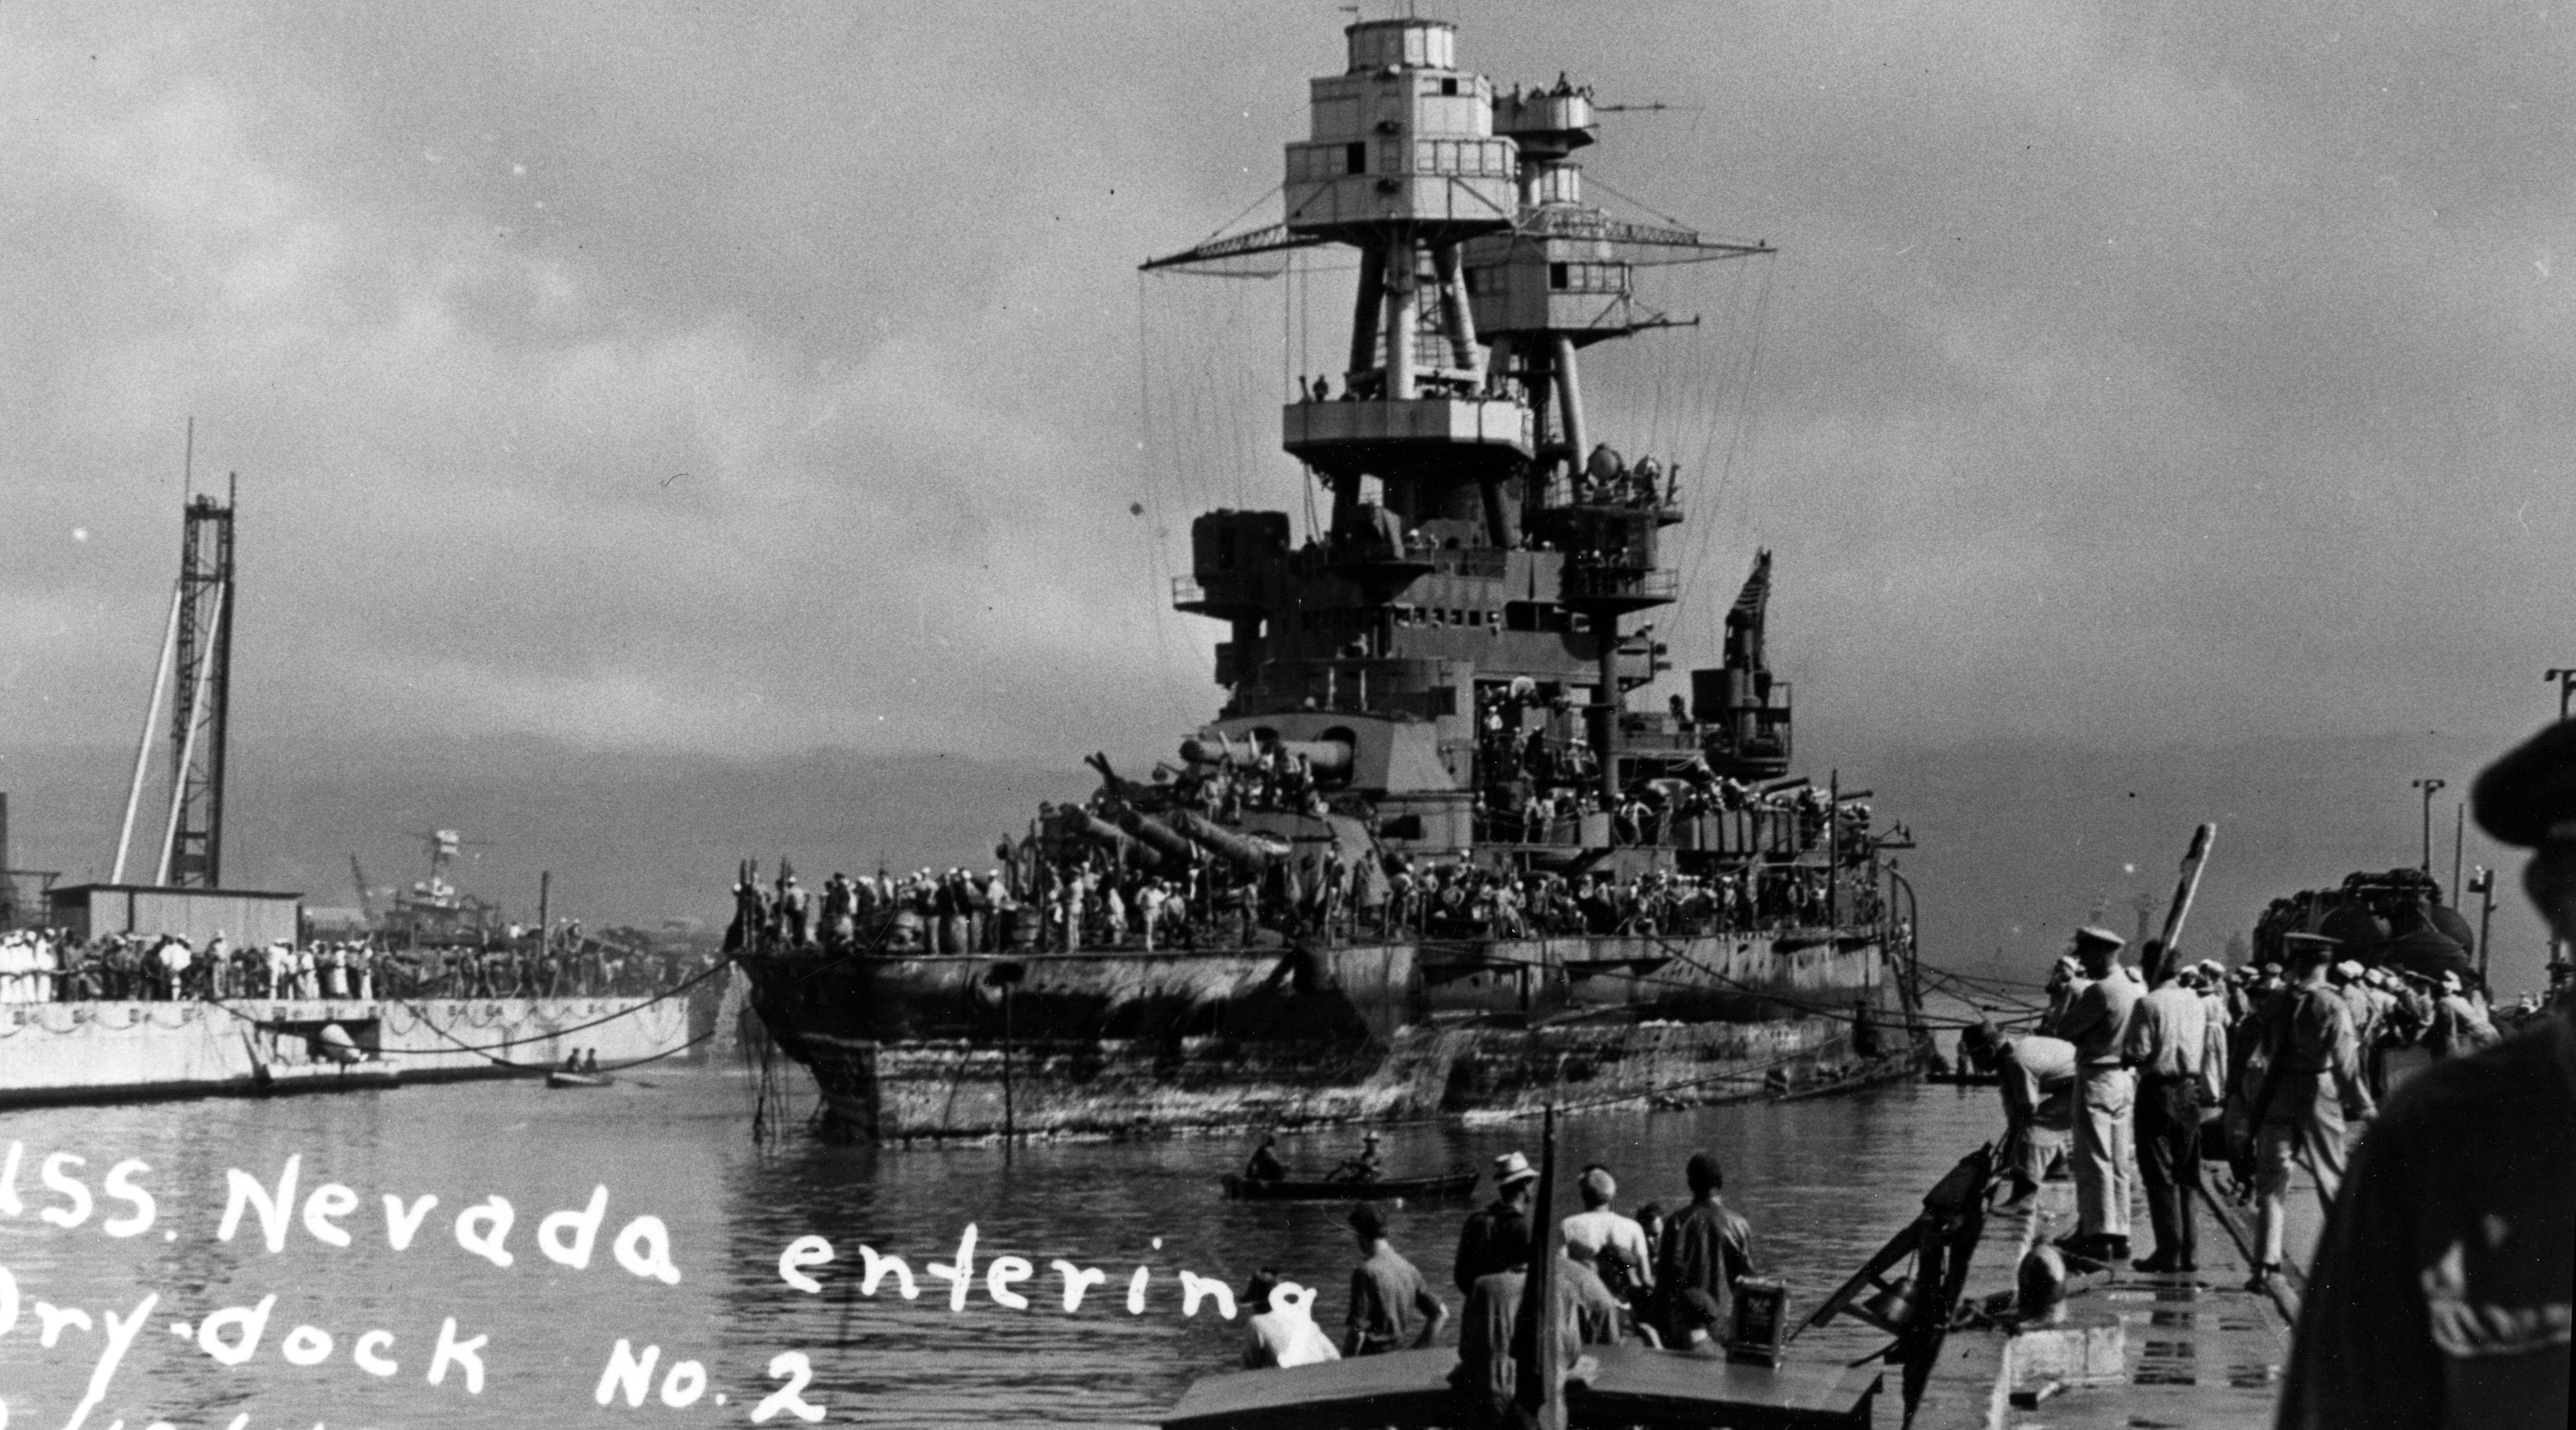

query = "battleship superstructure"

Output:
[[738, 17, 1927, 1141]]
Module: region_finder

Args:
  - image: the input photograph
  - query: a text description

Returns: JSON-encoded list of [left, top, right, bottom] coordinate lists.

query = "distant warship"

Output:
[[737, 15, 1929, 1141]]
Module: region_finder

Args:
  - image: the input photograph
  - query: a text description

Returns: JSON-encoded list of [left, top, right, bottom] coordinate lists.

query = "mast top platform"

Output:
[[1342, 17, 1457, 72], [1285, 18, 1515, 242]]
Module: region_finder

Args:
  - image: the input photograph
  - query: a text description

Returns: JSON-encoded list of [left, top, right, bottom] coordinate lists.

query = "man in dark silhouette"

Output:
[[1454, 1151, 1539, 1294], [1653, 1151, 1753, 1346], [2280, 724, 2574, 1429]]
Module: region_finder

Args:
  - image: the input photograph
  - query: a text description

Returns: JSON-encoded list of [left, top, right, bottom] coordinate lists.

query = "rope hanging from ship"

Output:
[[162, 957, 729, 1051]]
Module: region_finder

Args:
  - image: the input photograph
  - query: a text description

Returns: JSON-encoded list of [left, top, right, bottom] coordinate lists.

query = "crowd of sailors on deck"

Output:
[[1476, 760, 1873, 857], [1227, 1139, 1762, 1422], [0, 927, 703, 1004], [733, 844, 1890, 957]]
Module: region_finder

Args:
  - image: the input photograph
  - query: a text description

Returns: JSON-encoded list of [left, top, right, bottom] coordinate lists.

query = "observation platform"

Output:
[[1283, 396, 1533, 481], [1560, 565, 1679, 611]]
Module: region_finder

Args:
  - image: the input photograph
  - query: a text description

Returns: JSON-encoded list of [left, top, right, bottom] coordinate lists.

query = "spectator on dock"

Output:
[[1454, 1151, 1541, 1294], [1560, 1165, 1656, 1313], [1240, 1270, 1340, 1369], [2125, 939, 2213, 1273], [1961, 1020, 2076, 1210], [2281, 723, 2575, 1429], [1653, 1151, 1754, 1348], [2245, 930, 2372, 1291], [1341, 1203, 1447, 1356]]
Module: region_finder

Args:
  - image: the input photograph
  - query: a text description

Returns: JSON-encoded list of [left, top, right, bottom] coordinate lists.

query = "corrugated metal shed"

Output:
[[47, 884, 304, 947]]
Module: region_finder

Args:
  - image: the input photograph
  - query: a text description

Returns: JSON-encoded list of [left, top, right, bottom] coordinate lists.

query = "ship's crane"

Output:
[[349, 853, 377, 921]]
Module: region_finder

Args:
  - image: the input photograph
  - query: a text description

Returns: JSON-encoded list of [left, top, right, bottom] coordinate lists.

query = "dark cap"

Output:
[[2473, 723, 2576, 848], [1348, 1202, 1389, 1239], [2073, 926, 2126, 955], [1686, 1151, 1725, 1193], [1676, 1288, 1726, 1331]]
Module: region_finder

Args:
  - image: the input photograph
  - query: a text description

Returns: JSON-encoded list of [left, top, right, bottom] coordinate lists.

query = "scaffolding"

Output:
[[112, 473, 238, 888]]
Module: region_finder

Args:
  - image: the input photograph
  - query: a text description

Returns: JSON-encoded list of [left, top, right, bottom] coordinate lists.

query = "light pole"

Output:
[[2548, 668, 2576, 721], [2411, 778, 2447, 875], [2451, 804, 2465, 902]]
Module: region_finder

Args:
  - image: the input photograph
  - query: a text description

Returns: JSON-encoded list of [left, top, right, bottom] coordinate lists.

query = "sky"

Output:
[[2, 2, 2570, 967]]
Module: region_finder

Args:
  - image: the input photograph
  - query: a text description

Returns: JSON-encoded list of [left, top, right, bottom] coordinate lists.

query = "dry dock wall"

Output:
[[0, 996, 693, 1108]]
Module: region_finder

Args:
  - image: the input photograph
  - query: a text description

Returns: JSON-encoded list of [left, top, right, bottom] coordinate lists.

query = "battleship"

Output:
[[736, 15, 1932, 1142]]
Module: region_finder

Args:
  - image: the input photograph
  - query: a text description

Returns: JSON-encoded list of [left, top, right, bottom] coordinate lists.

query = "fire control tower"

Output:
[[1147, 18, 1779, 850]]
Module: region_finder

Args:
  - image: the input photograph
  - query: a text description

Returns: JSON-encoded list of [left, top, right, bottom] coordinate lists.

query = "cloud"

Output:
[[2, 0, 2566, 792]]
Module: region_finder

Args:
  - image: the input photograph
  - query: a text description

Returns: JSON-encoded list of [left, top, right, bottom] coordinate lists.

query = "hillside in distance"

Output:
[[2, 726, 2553, 994]]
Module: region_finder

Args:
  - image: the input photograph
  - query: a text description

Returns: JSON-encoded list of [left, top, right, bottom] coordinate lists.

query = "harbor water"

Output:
[[0, 1068, 2049, 1428]]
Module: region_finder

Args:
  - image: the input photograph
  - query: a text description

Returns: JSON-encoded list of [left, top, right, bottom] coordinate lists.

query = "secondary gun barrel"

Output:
[[1109, 804, 1201, 866], [1059, 805, 1163, 870], [1165, 808, 1286, 872]]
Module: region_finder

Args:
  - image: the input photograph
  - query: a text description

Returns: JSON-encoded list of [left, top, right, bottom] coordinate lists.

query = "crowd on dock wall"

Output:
[[0, 927, 710, 1003]]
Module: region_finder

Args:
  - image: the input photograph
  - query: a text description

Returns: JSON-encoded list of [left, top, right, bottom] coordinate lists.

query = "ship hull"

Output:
[[740, 930, 1896, 1141]]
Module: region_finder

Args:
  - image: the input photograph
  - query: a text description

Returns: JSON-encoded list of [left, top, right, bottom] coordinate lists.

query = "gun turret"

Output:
[[1179, 734, 1356, 781]]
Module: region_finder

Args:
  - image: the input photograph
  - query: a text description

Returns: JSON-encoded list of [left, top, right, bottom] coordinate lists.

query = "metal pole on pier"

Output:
[[2451, 804, 2464, 901], [2468, 865, 2495, 983], [2410, 778, 2446, 876], [538, 869, 552, 966]]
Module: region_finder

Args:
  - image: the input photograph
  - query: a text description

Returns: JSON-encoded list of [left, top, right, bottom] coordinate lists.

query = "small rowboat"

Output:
[[1222, 1168, 1479, 1203], [546, 1070, 615, 1089]]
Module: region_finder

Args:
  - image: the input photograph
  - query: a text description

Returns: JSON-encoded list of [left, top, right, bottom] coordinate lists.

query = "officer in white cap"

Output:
[[2043, 926, 2141, 1261]]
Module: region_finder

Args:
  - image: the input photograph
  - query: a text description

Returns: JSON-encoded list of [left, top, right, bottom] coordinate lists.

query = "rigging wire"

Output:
[[1667, 254, 1776, 648]]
